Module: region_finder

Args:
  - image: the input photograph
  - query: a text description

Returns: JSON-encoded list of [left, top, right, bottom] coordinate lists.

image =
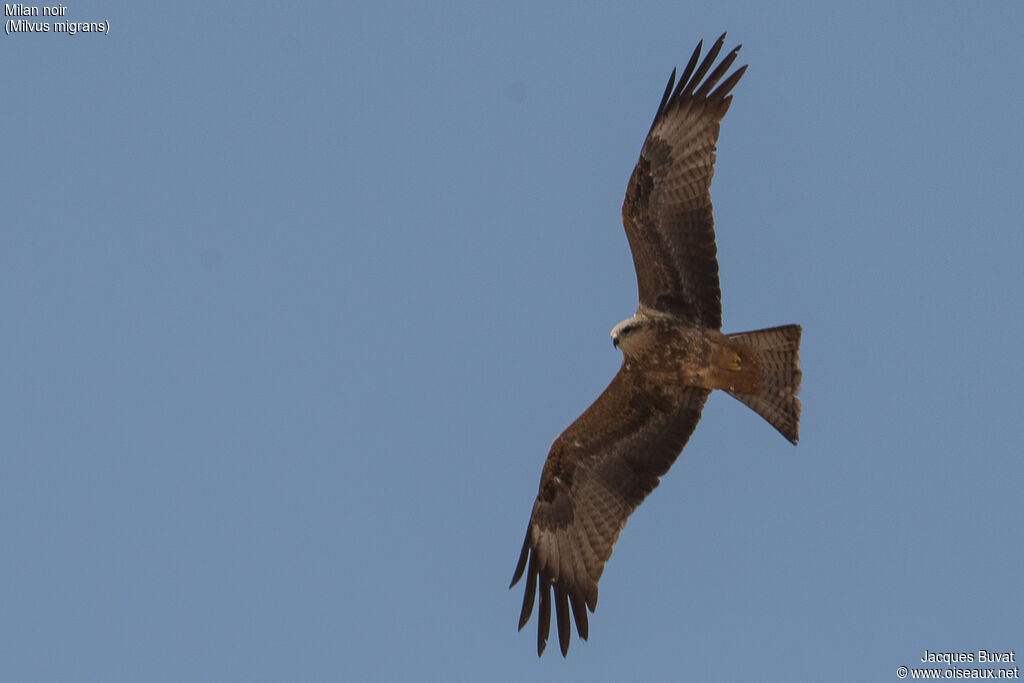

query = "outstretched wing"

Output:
[[622, 34, 747, 328], [510, 364, 710, 656]]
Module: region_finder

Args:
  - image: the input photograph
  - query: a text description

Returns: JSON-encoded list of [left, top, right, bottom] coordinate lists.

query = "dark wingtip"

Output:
[[659, 67, 677, 113], [517, 552, 538, 631], [509, 536, 529, 589], [570, 592, 589, 641], [509, 540, 528, 589], [649, 34, 745, 134], [682, 34, 726, 97], [710, 63, 747, 101], [674, 40, 702, 100], [555, 585, 571, 656], [648, 68, 678, 136], [537, 581, 551, 656]]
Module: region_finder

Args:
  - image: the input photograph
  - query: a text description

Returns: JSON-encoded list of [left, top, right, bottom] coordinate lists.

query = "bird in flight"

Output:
[[510, 34, 802, 657]]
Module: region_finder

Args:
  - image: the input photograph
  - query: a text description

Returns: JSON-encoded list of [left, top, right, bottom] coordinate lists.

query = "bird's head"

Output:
[[610, 316, 643, 352]]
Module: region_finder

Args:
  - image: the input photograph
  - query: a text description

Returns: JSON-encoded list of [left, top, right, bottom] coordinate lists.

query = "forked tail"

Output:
[[726, 325, 802, 444]]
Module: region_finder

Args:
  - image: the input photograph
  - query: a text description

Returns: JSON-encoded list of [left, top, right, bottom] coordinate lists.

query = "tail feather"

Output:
[[726, 324, 802, 444]]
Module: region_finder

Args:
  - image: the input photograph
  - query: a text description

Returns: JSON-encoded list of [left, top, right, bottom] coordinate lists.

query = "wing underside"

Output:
[[622, 34, 746, 328], [510, 363, 710, 656]]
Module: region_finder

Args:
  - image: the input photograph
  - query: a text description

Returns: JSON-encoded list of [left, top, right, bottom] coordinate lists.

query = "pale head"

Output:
[[610, 314, 644, 353]]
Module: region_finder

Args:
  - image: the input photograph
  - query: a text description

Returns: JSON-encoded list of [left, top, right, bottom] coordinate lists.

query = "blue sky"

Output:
[[4, 2, 1022, 681]]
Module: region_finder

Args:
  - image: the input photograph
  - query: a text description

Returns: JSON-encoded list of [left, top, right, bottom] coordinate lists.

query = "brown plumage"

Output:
[[510, 34, 803, 657]]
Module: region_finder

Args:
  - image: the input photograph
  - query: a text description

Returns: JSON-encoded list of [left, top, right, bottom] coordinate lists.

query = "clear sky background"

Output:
[[4, 2, 1022, 681]]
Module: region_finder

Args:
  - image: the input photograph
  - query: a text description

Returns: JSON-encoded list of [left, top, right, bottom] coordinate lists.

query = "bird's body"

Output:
[[511, 34, 802, 657], [613, 307, 760, 394]]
